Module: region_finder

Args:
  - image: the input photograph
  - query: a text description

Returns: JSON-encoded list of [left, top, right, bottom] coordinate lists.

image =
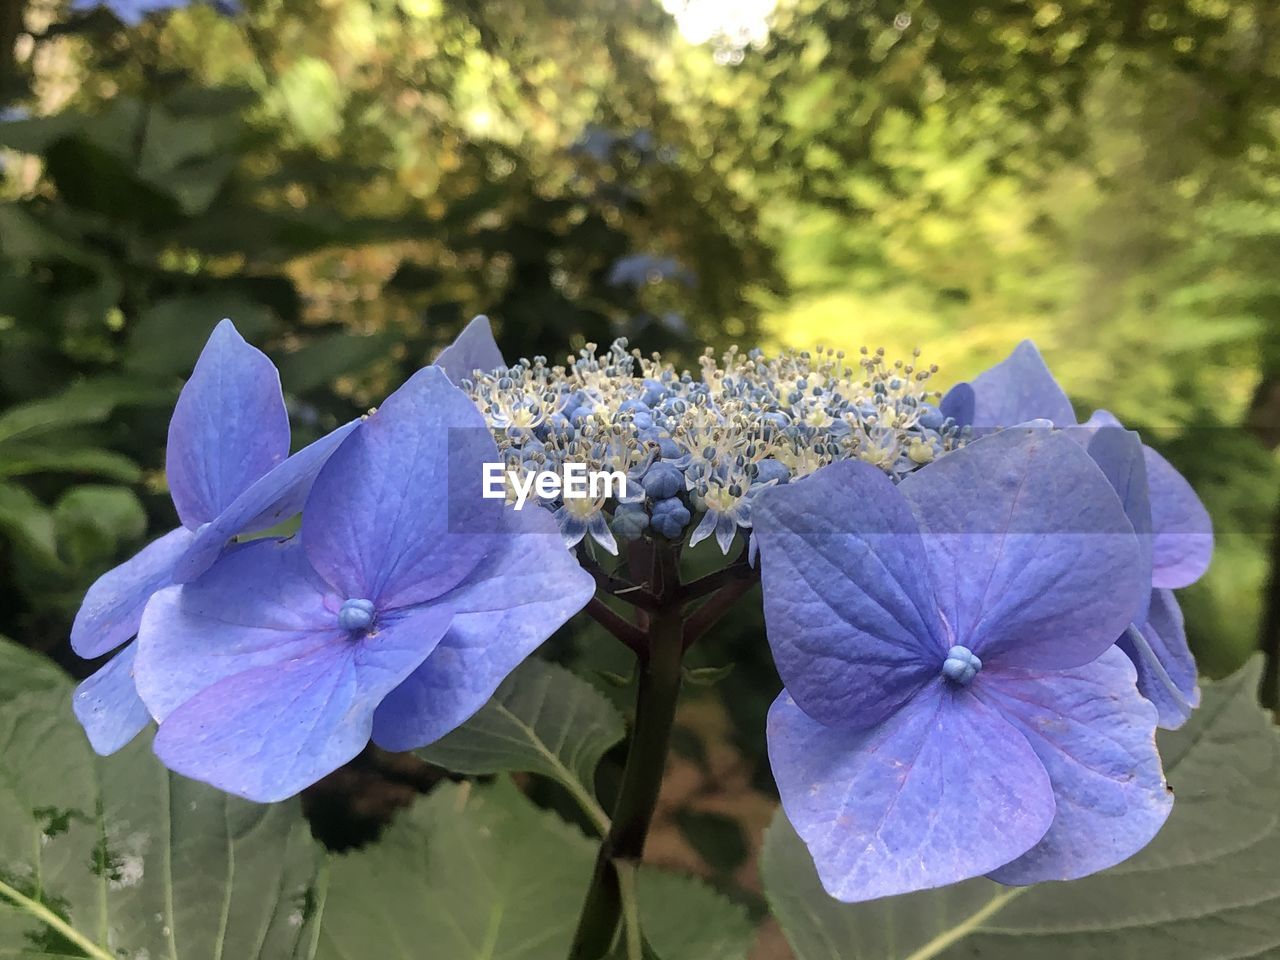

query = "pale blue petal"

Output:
[[1079, 419, 1153, 624], [1119, 588, 1200, 729], [982, 647, 1172, 884], [72, 642, 152, 756], [753, 460, 947, 730], [303, 367, 504, 610], [1145, 445, 1213, 588], [151, 604, 452, 803], [768, 684, 1054, 902], [899, 427, 1144, 670], [135, 538, 340, 722], [955, 340, 1076, 429], [372, 504, 594, 751], [70, 526, 195, 659], [434, 315, 506, 384], [172, 419, 359, 582], [166, 318, 290, 528]]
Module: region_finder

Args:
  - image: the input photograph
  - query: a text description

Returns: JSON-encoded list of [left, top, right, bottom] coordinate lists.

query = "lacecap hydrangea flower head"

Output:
[[942, 341, 1213, 727], [755, 426, 1173, 901]]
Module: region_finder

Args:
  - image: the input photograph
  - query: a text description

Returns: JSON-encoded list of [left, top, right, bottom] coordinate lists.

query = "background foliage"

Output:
[[1, 1, 1278, 957]]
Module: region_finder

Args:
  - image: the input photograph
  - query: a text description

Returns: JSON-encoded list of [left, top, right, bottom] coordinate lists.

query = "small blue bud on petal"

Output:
[[941, 644, 982, 685], [338, 598, 376, 632]]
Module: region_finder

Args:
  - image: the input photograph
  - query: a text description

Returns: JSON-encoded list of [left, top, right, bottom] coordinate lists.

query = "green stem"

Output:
[[568, 548, 684, 960]]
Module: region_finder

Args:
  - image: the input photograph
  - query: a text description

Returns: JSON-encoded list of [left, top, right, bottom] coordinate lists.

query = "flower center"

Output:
[[338, 598, 376, 632], [941, 645, 982, 686]]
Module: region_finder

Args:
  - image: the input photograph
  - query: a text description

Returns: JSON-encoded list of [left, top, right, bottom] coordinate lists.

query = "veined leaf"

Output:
[[416, 658, 624, 833], [635, 869, 753, 960], [762, 659, 1280, 960], [316, 779, 594, 960], [0, 639, 327, 960]]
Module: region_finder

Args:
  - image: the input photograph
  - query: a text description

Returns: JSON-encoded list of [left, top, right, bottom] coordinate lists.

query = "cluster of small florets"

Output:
[[460, 339, 966, 556]]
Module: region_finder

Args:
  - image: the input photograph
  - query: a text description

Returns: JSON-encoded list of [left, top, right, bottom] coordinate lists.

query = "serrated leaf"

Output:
[[416, 658, 625, 832], [762, 659, 1280, 960], [635, 869, 753, 960], [316, 779, 594, 960], [0, 638, 327, 959]]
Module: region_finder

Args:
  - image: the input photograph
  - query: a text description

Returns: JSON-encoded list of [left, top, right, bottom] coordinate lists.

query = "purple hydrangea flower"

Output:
[[755, 427, 1171, 902], [70, 0, 238, 25], [941, 340, 1213, 726], [134, 366, 594, 802], [71, 320, 355, 755]]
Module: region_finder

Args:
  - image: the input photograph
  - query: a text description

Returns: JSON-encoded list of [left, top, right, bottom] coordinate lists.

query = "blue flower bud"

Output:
[[753, 458, 791, 486], [941, 644, 982, 686], [643, 462, 684, 499], [641, 378, 668, 406], [611, 502, 650, 541], [338, 598, 376, 632], [655, 437, 682, 459], [650, 497, 691, 539]]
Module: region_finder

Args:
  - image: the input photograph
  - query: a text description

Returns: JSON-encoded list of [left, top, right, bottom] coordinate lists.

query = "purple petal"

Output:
[[900, 427, 1144, 670], [303, 366, 504, 610], [961, 340, 1076, 429], [1118, 588, 1200, 729], [135, 537, 340, 722], [767, 684, 1054, 902], [753, 460, 947, 730], [371, 502, 594, 751], [151, 603, 453, 802], [70, 525, 195, 659], [1079, 419, 1153, 624], [981, 647, 1172, 883], [166, 319, 290, 529], [1145, 445, 1213, 588], [434, 315, 506, 384], [939, 382, 975, 426], [172, 419, 359, 583], [72, 642, 153, 755]]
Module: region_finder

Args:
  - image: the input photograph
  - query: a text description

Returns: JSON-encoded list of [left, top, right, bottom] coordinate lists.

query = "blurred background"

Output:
[[1, 0, 1277, 951]]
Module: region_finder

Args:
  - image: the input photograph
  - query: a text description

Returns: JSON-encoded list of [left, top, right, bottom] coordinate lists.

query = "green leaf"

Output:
[[0, 638, 327, 959], [682, 663, 734, 686], [0, 112, 83, 154], [316, 779, 594, 960], [416, 658, 625, 833], [278, 331, 398, 393], [0, 482, 60, 570], [0, 379, 169, 447], [53, 485, 147, 569], [762, 659, 1280, 960], [0, 446, 141, 482], [635, 869, 753, 960], [125, 295, 277, 377]]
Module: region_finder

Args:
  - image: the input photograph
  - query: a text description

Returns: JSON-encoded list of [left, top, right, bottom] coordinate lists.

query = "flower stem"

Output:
[[568, 547, 684, 959]]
